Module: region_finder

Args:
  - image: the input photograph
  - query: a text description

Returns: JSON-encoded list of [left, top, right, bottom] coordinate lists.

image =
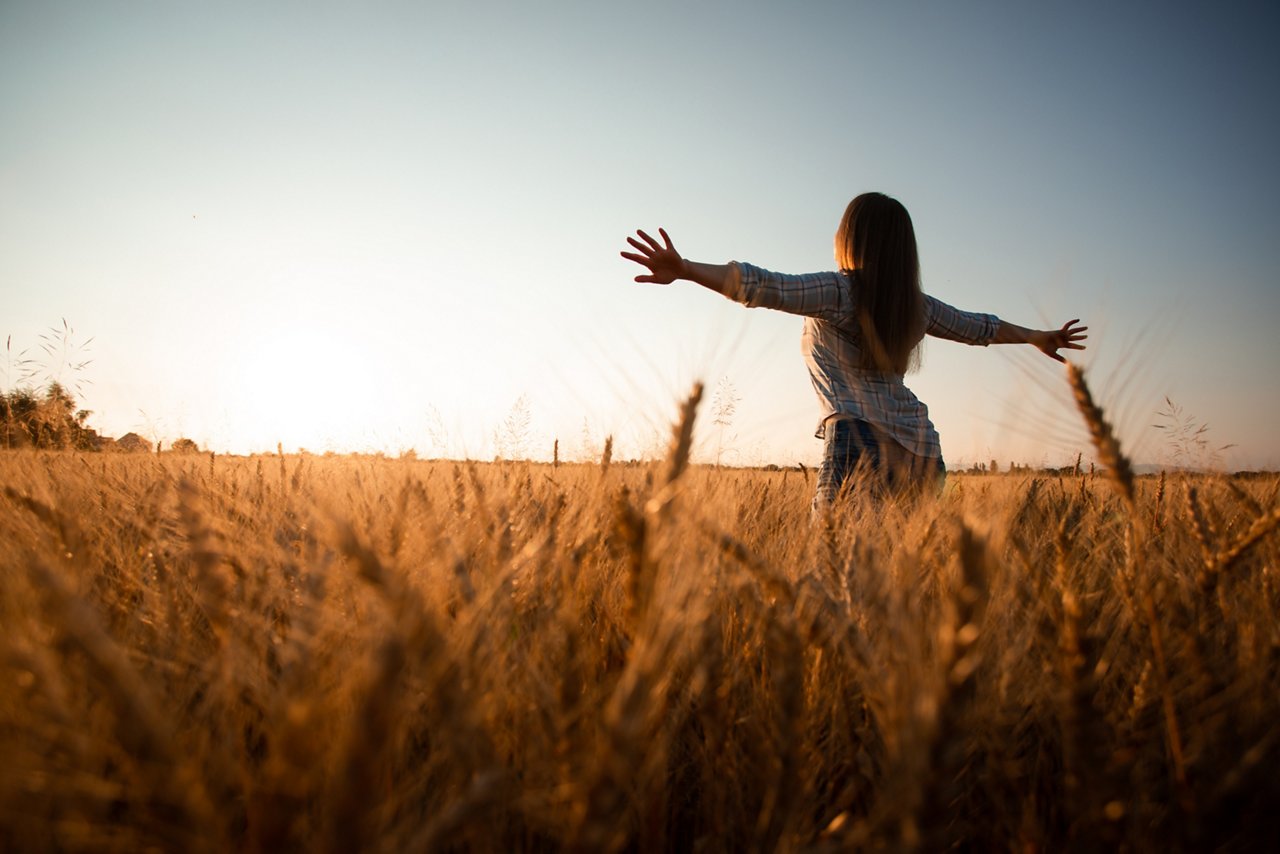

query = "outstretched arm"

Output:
[[992, 319, 1089, 363], [620, 229, 733, 295], [620, 228, 851, 320]]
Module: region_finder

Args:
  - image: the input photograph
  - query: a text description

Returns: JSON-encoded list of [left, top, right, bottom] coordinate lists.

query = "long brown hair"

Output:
[[835, 192, 925, 374]]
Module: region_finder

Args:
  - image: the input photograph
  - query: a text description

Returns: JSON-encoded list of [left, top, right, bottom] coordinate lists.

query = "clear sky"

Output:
[[3, 1, 1278, 469]]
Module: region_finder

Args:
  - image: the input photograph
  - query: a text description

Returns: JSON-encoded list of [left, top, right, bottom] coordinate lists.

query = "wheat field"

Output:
[[2, 382, 1278, 852]]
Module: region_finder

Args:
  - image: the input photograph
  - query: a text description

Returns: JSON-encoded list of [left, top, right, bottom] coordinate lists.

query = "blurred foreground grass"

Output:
[[1, 438, 1277, 851]]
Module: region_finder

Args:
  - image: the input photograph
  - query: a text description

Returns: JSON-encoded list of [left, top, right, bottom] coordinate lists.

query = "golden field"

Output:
[[2, 394, 1278, 851]]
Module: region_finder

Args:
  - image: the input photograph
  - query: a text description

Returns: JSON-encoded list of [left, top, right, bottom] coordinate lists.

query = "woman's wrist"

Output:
[[994, 320, 1033, 345], [682, 260, 733, 295]]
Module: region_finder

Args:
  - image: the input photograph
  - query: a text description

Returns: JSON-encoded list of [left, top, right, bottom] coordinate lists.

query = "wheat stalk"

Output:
[[3, 401, 1279, 849], [1067, 363, 1135, 508]]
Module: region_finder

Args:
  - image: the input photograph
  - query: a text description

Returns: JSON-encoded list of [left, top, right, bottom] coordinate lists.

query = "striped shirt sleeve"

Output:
[[727, 262, 850, 321], [924, 295, 999, 345], [728, 262, 999, 345]]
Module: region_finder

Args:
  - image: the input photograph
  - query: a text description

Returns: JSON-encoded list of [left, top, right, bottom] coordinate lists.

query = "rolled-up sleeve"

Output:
[[727, 262, 849, 320], [924, 295, 999, 345]]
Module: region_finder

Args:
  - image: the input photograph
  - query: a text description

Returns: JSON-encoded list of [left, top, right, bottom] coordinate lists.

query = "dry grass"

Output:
[[2, 384, 1279, 851]]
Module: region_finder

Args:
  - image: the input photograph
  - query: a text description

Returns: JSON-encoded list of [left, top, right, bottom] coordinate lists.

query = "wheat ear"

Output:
[[1067, 364, 1188, 793], [1067, 364, 1135, 508], [645, 382, 703, 520]]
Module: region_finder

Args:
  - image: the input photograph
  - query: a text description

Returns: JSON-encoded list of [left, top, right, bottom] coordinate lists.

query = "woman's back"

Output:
[[731, 261, 999, 460], [619, 193, 1087, 508]]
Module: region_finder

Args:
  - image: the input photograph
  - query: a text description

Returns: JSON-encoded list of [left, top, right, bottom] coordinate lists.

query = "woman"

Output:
[[620, 192, 1087, 511]]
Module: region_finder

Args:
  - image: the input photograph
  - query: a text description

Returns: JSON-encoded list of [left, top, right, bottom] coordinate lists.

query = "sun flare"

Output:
[[226, 319, 373, 453]]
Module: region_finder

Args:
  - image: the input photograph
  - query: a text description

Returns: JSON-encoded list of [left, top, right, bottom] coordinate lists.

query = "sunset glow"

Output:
[[2, 2, 1277, 468]]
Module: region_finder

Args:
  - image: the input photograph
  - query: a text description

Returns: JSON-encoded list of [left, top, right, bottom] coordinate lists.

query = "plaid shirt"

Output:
[[727, 262, 1000, 460]]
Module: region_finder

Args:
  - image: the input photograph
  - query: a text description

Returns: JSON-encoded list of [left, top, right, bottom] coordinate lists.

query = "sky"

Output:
[[2, 0, 1278, 469]]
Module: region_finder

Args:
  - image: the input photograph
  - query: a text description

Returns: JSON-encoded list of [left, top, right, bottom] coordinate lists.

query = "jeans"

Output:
[[812, 418, 945, 514]]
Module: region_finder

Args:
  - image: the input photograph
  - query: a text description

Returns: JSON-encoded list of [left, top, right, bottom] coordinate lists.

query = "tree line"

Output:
[[1, 382, 103, 450], [0, 382, 197, 453]]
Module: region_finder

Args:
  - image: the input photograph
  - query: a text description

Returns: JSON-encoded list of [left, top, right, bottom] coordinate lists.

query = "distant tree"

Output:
[[0, 382, 101, 450], [990, 459, 999, 474], [170, 437, 200, 454], [3, 322, 100, 449], [115, 432, 152, 453], [1, 387, 37, 448]]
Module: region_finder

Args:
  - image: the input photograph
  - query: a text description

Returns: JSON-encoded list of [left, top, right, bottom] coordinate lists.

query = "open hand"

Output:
[[620, 228, 685, 284], [1032, 319, 1089, 363]]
